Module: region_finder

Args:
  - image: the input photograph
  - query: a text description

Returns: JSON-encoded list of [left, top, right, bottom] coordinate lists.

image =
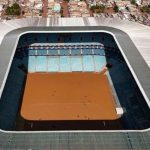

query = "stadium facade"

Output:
[[0, 17, 150, 149]]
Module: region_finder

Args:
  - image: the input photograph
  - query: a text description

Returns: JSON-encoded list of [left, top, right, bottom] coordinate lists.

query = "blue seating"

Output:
[[71, 56, 82, 71], [71, 49, 81, 55], [83, 56, 94, 71], [60, 49, 70, 56], [94, 49, 105, 55], [60, 56, 71, 72], [94, 55, 106, 72], [28, 56, 36, 72], [37, 49, 47, 55], [29, 49, 36, 55], [36, 56, 47, 72], [82, 49, 92, 55], [48, 57, 59, 72], [48, 50, 58, 55]]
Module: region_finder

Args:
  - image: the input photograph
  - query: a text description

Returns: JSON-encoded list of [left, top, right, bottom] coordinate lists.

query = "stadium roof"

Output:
[[0, 17, 149, 149]]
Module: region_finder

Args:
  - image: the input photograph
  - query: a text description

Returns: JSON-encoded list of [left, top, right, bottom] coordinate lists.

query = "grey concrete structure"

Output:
[[0, 17, 150, 149]]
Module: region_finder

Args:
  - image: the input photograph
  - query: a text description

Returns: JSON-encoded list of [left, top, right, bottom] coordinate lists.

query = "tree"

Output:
[[90, 5, 106, 13], [126, 6, 130, 11], [131, 0, 136, 5], [6, 3, 21, 16], [114, 5, 119, 12], [63, 0, 70, 2], [60, 7, 64, 17], [140, 5, 150, 14], [99, 5, 105, 13], [22, 10, 25, 15]]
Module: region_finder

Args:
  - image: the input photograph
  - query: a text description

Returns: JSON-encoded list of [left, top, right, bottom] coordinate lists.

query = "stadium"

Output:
[[0, 17, 150, 149]]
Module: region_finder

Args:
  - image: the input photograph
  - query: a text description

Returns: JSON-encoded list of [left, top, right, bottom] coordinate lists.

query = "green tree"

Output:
[[90, 5, 106, 13], [99, 5, 105, 13], [131, 0, 136, 5], [6, 3, 21, 16], [114, 5, 119, 12], [140, 5, 150, 14], [63, 0, 70, 2]]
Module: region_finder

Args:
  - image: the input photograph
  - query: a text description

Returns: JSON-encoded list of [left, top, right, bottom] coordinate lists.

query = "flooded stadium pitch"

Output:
[[21, 73, 118, 121], [20, 72, 122, 130]]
